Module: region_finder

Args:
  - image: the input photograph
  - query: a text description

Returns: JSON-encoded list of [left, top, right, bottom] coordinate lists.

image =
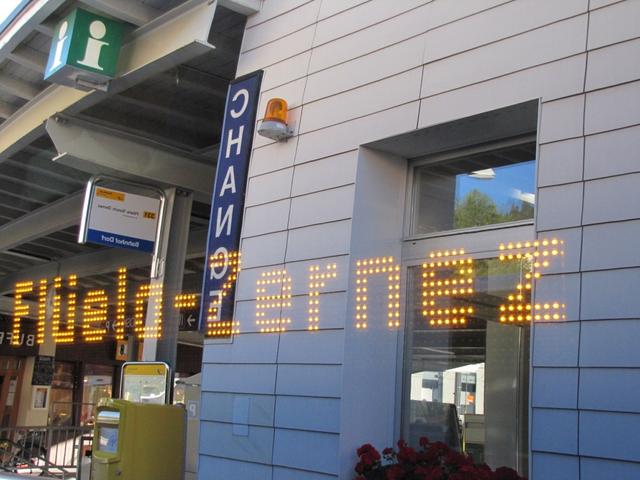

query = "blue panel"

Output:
[[199, 421, 274, 464], [580, 320, 640, 367], [531, 408, 577, 455], [532, 322, 579, 367], [199, 454, 272, 479], [580, 368, 640, 412], [273, 466, 338, 480], [86, 228, 154, 253], [199, 71, 263, 334], [275, 396, 341, 433], [580, 411, 640, 461], [532, 367, 578, 409], [581, 457, 640, 480], [272, 429, 339, 475], [532, 452, 579, 480]]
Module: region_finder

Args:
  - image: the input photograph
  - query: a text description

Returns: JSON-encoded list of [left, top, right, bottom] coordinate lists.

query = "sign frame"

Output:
[[198, 70, 264, 336], [120, 361, 171, 405], [78, 175, 166, 276]]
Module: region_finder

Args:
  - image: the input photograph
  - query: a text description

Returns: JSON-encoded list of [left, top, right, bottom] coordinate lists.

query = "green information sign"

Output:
[[45, 8, 123, 88]]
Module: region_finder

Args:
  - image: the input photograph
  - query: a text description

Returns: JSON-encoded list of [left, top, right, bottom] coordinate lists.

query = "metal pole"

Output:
[[141, 188, 193, 373]]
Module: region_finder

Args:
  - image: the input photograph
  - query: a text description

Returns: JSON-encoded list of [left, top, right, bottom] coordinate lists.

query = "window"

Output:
[[411, 139, 536, 236], [403, 256, 531, 472]]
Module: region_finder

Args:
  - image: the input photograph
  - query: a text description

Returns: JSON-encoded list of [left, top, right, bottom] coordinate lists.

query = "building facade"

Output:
[[198, 1, 640, 479], [0, 1, 639, 479]]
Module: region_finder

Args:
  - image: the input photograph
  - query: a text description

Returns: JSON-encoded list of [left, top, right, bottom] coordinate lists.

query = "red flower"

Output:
[[444, 450, 472, 468], [357, 443, 381, 459], [425, 441, 449, 461], [492, 466, 525, 480], [353, 439, 525, 480], [396, 445, 418, 464], [386, 465, 405, 480], [415, 465, 444, 480]]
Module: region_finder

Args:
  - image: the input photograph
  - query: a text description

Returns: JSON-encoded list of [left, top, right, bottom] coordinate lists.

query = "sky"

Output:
[[456, 161, 536, 212], [0, 0, 23, 26]]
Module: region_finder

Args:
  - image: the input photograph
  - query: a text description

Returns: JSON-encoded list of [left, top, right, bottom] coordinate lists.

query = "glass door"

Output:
[[401, 224, 534, 475], [81, 364, 113, 426]]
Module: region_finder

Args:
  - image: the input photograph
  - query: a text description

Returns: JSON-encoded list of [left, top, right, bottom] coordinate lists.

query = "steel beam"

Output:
[[0, 101, 17, 120], [0, 0, 66, 61], [34, 18, 57, 37], [0, 0, 218, 162], [46, 115, 215, 202], [0, 192, 83, 253], [78, 0, 161, 26], [219, 0, 260, 16], [0, 74, 40, 100], [0, 229, 207, 295], [7, 45, 47, 73]]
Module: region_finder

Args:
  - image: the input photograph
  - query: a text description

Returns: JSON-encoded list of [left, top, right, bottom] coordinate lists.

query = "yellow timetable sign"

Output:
[[95, 188, 125, 202], [121, 362, 170, 404], [123, 363, 167, 376]]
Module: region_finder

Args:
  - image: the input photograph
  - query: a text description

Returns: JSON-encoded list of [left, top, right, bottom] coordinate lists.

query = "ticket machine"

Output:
[[91, 399, 186, 480]]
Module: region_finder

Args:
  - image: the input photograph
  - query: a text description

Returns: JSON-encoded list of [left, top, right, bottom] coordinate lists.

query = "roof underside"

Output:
[[0, 0, 247, 340]]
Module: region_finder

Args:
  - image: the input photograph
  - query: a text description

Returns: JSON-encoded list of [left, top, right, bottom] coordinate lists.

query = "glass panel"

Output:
[[412, 142, 536, 235], [52, 362, 75, 389], [98, 425, 119, 453], [404, 257, 531, 474], [96, 410, 120, 423], [6, 377, 17, 406], [82, 364, 113, 426], [50, 361, 75, 426], [50, 390, 74, 426]]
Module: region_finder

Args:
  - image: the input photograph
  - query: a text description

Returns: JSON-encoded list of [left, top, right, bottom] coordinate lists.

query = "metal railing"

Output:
[[0, 426, 92, 479]]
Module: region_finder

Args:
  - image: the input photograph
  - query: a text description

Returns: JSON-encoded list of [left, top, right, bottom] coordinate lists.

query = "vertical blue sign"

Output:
[[199, 70, 263, 336]]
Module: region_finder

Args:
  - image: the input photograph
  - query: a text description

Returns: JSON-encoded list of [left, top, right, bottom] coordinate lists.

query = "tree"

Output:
[[453, 189, 501, 229]]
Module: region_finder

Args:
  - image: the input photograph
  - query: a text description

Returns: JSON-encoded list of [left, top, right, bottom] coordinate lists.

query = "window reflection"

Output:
[[413, 142, 536, 235], [404, 258, 530, 474]]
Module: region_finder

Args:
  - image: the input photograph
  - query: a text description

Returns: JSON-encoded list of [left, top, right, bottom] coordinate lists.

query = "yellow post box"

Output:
[[91, 399, 186, 480]]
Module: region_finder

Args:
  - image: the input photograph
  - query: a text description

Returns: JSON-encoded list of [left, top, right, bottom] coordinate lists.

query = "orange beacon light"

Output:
[[257, 97, 293, 141]]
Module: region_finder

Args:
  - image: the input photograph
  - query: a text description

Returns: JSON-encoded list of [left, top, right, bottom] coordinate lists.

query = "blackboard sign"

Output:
[[32, 355, 54, 386]]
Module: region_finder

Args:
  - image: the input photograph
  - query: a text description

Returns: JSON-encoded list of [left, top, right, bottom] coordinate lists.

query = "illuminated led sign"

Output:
[[9, 237, 566, 345], [199, 70, 263, 338], [422, 249, 474, 327]]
